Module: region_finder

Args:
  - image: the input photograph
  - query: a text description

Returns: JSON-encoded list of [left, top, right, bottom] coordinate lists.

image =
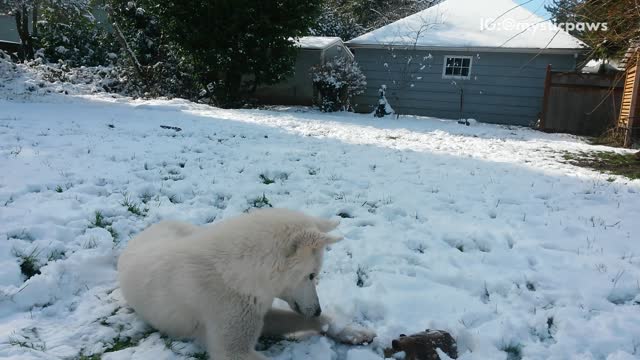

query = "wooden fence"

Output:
[[618, 56, 640, 147], [540, 65, 624, 136]]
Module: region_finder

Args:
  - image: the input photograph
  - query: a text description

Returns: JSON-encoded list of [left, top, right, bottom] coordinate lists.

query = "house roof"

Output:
[[347, 0, 585, 53], [294, 37, 343, 50]]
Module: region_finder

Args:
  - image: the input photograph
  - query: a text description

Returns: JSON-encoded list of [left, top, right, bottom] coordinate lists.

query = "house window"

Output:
[[442, 56, 472, 79]]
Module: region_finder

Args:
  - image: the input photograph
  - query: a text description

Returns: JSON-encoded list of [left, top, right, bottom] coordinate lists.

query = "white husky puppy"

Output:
[[118, 208, 375, 360]]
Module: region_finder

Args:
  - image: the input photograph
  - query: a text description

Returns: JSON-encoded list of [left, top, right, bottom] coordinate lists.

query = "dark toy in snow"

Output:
[[383, 329, 458, 360], [160, 125, 182, 132]]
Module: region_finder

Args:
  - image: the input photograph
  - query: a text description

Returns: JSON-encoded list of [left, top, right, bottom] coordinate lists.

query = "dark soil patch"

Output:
[[563, 151, 640, 180]]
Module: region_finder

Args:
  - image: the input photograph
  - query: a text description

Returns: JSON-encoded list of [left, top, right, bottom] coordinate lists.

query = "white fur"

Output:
[[117, 208, 374, 360]]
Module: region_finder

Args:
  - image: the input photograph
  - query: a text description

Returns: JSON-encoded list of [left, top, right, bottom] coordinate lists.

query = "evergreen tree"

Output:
[[311, 0, 441, 39], [106, 0, 197, 98], [309, 3, 363, 41], [136, 0, 322, 107], [37, 0, 116, 66]]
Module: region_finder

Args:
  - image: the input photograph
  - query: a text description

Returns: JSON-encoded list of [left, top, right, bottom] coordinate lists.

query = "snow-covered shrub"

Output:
[[106, 0, 199, 99], [36, 1, 117, 66], [309, 3, 364, 40], [310, 56, 366, 112]]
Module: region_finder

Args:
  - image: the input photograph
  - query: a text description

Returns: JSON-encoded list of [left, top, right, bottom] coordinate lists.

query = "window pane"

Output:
[[453, 67, 461, 75], [462, 58, 470, 67], [453, 58, 462, 67], [445, 67, 454, 75], [461, 68, 469, 77], [446, 57, 454, 66]]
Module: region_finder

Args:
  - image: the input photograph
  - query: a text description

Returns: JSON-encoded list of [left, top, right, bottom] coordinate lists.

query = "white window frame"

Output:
[[442, 55, 473, 80]]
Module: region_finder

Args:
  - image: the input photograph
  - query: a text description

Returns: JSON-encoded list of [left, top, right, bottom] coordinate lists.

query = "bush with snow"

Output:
[[105, 0, 199, 99], [310, 56, 367, 112], [309, 3, 364, 40], [36, 1, 117, 66]]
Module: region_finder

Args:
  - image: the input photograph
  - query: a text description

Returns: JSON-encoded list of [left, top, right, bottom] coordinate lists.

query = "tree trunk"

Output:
[[32, 1, 39, 40], [15, 7, 34, 60], [223, 70, 243, 107], [103, 6, 146, 86]]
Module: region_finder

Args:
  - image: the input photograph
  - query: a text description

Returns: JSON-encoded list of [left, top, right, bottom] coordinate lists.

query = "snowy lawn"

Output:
[[1, 93, 640, 360]]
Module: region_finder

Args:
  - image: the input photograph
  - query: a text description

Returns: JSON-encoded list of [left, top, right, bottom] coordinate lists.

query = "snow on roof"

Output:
[[294, 36, 342, 49], [581, 59, 623, 74], [348, 0, 585, 51]]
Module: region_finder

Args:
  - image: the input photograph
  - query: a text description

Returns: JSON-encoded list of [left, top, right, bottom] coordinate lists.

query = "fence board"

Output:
[[618, 58, 640, 146], [542, 67, 624, 136]]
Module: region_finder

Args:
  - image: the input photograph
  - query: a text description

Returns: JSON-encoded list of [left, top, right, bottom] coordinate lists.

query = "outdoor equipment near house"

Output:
[[0, 40, 20, 54], [0, 13, 30, 58], [346, 0, 586, 126], [540, 65, 624, 136], [253, 37, 354, 106], [375, 85, 393, 117], [0, 14, 21, 43], [618, 49, 640, 147], [383, 329, 458, 360]]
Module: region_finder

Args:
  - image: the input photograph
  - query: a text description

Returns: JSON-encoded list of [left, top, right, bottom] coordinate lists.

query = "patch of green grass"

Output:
[[107, 227, 119, 243], [588, 128, 626, 147], [90, 211, 110, 228], [356, 266, 368, 288], [74, 355, 100, 360], [12, 247, 42, 280], [83, 238, 98, 249], [562, 151, 640, 180], [140, 192, 154, 204], [250, 193, 272, 209], [8, 328, 46, 351], [47, 249, 66, 262], [105, 337, 138, 353], [73, 335, 146, 359], [259, 174, 275, 185], [8, 229, 35, 241], [500, 343, 523, 360], [122, 194, 148, 217], [88, 211, 118, 243]]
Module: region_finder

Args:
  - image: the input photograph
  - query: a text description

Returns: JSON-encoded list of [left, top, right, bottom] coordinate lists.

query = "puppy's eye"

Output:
[[309, 273, 316, 281]]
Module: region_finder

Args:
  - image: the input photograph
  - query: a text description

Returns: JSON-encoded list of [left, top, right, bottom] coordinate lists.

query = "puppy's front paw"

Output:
[[329, 325, 376, 345]]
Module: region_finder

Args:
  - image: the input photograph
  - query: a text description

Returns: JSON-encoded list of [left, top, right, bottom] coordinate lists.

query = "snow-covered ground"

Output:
[[1, 67, 640, 360]]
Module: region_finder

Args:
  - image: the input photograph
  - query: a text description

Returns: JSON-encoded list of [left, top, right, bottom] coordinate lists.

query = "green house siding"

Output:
[[351, 48, 578, 126]]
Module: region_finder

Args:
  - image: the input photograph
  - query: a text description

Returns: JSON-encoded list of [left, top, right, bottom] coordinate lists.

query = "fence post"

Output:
[[540, 64, 552, 130], [625, 58, 640, 147]]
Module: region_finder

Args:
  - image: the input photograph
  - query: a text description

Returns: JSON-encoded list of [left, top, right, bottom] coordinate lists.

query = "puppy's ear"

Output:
[[286, 229, 343, 258], [315, 218, 340, 233]]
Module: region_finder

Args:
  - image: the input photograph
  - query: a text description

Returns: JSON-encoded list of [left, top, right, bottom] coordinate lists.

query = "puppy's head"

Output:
[[278, 228, 342, 318]]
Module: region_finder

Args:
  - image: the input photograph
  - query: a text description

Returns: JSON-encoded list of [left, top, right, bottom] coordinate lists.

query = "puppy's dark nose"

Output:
[[314, 307, 322, 317]]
